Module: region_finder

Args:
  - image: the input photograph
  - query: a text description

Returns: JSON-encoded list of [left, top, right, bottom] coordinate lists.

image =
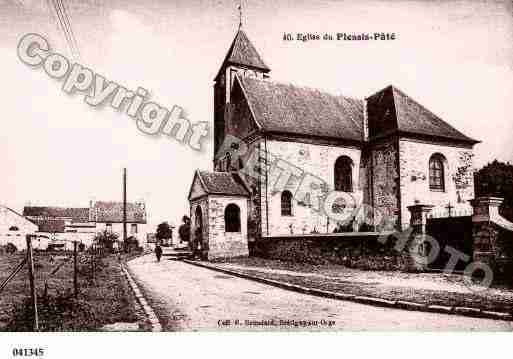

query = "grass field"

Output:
[[0, 251, 146, 331]]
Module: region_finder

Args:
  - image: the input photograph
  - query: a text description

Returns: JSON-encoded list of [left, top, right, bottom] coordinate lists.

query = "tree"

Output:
[[475, 160, 513, 221], [94, 230, 119, 252], [156, 222, 173, 245], [475, 160, 513, 205]]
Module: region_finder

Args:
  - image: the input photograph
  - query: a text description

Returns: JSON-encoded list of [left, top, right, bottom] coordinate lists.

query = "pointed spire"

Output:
[[238, 0, 243, 29], [221, 29, 270, 72]]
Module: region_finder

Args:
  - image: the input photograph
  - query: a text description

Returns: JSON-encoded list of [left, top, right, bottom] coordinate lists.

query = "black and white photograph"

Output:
[[1, 0, 513, 357]]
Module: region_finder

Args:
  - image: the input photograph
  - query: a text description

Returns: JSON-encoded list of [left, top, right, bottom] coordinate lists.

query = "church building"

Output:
[[188, 28, 479, 260]]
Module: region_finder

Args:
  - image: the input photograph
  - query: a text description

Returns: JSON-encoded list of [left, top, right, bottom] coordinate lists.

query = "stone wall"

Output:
[[473, 222, 513, 278], [244, 139, 264, 241], [399, 139, 474, 229], [253, 234, 413, 271], [368, 139, 400, 229], [206, 195, 249, 260], [261, 139, 363, 236]]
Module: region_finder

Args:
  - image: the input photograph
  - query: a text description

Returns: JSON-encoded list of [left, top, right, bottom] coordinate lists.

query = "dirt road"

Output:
[[127, 255, 513, 331]]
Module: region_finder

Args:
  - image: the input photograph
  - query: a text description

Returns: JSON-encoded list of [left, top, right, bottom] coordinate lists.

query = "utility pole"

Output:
[[123, 168, 127, 251], [91, 244, 95, 282], [73, 241, 78, 298], [26, 235, 39, 331]]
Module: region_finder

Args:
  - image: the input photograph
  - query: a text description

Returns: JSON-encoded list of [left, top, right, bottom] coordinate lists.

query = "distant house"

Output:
[[0, 204, 38, 251], [90, 201, 148, 248], [23, 201, 148, 250]]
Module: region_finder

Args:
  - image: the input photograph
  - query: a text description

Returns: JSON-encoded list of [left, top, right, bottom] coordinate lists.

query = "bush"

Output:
[[5, 243, 17, 254], [5, 291, 96, 331], [94, 230, 119, 253]]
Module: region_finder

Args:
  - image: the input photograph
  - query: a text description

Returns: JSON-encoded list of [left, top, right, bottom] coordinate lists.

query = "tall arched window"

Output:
[[225, 203, 241, 232], [281, 191, 293, 216], [429, 154, 446, 191], [225, 152, 232, 172], [334, 156, 353, 192]]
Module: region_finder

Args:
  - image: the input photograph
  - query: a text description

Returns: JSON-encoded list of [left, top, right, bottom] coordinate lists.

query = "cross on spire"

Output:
[[238, 0, 243, 29]]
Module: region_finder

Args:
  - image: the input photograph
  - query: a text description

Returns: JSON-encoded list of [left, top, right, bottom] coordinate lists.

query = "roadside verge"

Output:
[[122, 263, 162, 332]]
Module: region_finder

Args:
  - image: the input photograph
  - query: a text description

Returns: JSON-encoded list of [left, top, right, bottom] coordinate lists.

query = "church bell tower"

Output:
[[213, 28, 271, 163]]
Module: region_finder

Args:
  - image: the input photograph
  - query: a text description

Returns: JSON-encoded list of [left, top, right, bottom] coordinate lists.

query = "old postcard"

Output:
[[1, 0, 513, 356]]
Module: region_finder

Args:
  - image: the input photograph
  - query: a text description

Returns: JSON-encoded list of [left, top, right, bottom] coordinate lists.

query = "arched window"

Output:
[[281, 191, 293, 216], [429, 154, 445, 191], [334, 156, 353, 192], [225, 203, 241, 232]]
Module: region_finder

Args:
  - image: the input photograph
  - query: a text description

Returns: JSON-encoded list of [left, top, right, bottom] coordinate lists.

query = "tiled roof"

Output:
[[91, 201, 146, 224], [23, 206, 89, 222], [367, 85, 479, 144], [32, 218, 66, 233], [215, 29, 270, 80], [224, 29, 270, 71], [197, 171, 250, 197], [24, 203, 147, 224], [239, 76, 365, 142]]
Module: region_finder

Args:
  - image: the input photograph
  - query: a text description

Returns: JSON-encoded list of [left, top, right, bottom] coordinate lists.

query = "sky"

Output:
[[1, 0, 512, 228]]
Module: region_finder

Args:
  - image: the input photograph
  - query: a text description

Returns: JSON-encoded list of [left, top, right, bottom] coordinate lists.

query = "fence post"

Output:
[[91, 244, 95, 281], [26, 235, 39, 331], [73, 241, 78, 298]]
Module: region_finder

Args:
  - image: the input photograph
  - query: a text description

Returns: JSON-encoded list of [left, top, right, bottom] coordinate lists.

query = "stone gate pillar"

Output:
[[408, 204, 434, 236], [470, 196, 513, 278], [406, 203, 434, 271], [470, 197, 503, 267], [471, 197, 504, 223]]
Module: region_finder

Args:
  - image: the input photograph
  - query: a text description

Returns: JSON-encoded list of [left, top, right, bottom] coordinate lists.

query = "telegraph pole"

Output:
[[73, 241, 78, 298], [123, 168, 127, 250], [26, 235, 39, 331]]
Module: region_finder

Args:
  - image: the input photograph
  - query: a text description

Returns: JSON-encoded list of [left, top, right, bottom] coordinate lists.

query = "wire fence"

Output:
[[0, 256, 27, 294], [1, 235, 107, 331]]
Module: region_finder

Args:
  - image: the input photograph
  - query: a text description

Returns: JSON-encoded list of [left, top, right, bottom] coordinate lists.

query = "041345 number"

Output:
[[12, 348, 44, 357]]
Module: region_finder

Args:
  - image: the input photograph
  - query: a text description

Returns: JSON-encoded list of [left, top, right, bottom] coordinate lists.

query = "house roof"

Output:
[[216, 29, 270, 79], [366, 85, 479, 144], [194, 170, 250, 197], [32, 218, 66, 233], [23, 202, 147, 224], [23, 206, 89, 222], [91, 201, 146, 224], [238, 76, 365, 142]]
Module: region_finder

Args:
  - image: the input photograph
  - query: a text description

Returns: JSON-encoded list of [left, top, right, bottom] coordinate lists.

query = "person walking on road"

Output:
[[155, 244, 163, 262]]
